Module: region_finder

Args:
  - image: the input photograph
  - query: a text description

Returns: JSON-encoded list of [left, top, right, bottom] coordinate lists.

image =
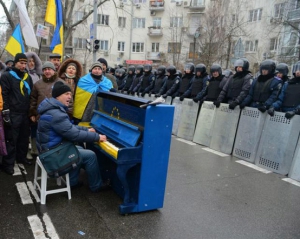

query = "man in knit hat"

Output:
[[37, 81, 110, 192], [97, 57, 118, 90], [0, 53, 34, 175]]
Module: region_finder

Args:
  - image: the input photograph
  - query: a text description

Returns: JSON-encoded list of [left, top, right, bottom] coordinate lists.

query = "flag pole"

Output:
[[37, 21, 46, 57]]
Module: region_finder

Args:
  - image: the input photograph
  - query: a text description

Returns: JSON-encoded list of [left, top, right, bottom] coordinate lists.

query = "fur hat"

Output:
[[14, 53, 27, 63], [42, 61, 56, 71], [52, 81, 71, 98]]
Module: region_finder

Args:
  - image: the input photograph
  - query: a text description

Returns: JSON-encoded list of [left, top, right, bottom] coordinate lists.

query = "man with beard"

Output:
[[268, 61, 300, 119], [239, 59, 282, 112], [0, 53, 33, 175], [214, 58, 252, 109]]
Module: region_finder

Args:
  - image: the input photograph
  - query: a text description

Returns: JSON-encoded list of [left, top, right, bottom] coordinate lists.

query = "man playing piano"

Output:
[[37, 81, 110, 192]]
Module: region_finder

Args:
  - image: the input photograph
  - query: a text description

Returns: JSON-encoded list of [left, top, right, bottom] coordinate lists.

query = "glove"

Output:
[[193, 97, 199, 103], [213, 101, 221, 108], [229, 101, 238, 110], [130, 91, 135, 96], [120, 90, 124, 94], [148, 92, 152, 97], [141, 92, 146, 97], [2, 109, 11, 127], [267, 107, 275, 117], [285, 111, 296, 119], [155, 93, 161, 98], [109, 88, 117, 92], [239, 103, 246, 110], [179, 96, 184, 101], [162, 94, 167, 98], [126, 90, 131, 95], [257, 105, 267, 113], [136, 92, 140, 97]]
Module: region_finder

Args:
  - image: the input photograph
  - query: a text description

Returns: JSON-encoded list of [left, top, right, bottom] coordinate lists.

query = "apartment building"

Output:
[[5, 0, 300, 74]]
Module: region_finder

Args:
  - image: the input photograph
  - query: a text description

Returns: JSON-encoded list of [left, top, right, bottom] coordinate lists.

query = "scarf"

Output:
[[9, 71, 31, 96]]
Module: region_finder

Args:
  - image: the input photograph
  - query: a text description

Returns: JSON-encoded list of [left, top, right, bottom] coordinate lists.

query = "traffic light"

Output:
[[94, 39, 100, 52]]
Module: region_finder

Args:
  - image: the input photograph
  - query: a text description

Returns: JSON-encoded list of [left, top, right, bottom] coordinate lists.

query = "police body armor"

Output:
[[132, 74, 143, 90], [227, 74, 251, 100], [252, 77, 273, 103], [141, 73, 154, 90], [282, 81, 300, 108], [123, 75, 134, 90], [207, 77, 223, 100], [190, 76, 204, 97], [178, 74, 193, 95], [153, 76, 166, 93]]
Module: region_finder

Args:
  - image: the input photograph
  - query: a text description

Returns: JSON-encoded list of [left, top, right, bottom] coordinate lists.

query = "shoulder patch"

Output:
[[206, 81, 209, 86], [175, 79, 179, 84]]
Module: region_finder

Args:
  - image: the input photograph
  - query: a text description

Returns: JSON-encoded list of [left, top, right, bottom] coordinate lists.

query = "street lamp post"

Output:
[[193, 29, 200, 64]]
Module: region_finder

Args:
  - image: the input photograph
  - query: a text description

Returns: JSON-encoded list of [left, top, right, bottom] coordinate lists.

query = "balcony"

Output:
[[147, 52, 161, 61], [148, 27, 163, 36], [287, 8, 300, 21], [149, 0, 165, 11], [184, 0, 205, 11]]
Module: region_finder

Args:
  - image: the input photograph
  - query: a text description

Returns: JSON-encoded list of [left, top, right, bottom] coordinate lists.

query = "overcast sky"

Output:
[[0, 0, 12, 31]]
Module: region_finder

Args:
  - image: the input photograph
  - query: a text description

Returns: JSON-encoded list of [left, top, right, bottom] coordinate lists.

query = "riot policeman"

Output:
[[275, 63, 289, 83], [128, 65, 143, 95], [115, 68, 126, 89], [176, 63, 195, 99], [149, 65, 167, 95], [120, 65, 135, 93], [214, 58, 252, 109], [180, 63, 209, 101], [194, 64, 229, 103], [136, 64, 155, 96], [268, 61, 300, 119], [240, 59, 282, 111], [155, 65, 180, 98]]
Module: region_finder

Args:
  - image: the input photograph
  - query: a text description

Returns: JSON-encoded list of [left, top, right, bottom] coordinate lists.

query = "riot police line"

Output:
[[113, 59, 300, 183]]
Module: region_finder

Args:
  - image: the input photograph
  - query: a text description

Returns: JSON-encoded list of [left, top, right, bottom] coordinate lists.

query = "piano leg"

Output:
[[116, 164, 136, 205]]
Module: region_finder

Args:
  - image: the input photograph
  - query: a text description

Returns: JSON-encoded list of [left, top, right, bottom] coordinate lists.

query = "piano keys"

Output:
[[89, 91, 174, 214]]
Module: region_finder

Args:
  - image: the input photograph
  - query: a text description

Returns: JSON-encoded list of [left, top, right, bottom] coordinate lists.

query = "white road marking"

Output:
[[28, 213, 60, 239], [16, 182, 33, 204], [282, 178, 300, 187], [202, 147, 229, 157], [13, 163, 27, 176], [236, 160, 272, 174], [176, 138, 197, 145]]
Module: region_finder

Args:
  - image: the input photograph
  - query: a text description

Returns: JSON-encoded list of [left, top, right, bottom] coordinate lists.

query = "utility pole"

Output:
[[93, 0, 97, 62]]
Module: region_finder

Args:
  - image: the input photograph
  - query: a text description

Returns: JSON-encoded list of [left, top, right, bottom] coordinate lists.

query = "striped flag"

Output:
[[45, 0, 64, 57], [4, 24, 25, 56]]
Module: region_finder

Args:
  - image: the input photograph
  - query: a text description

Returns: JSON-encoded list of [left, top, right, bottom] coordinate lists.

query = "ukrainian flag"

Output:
[[45, 0, 63, 57], [4, 24, 25, 56]]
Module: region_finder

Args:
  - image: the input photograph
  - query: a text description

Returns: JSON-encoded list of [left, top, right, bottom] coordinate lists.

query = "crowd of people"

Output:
[[0, 52, 300, 193]]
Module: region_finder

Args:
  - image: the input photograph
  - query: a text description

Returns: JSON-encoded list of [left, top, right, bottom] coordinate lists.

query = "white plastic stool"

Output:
[[33, 156, 71, 204]]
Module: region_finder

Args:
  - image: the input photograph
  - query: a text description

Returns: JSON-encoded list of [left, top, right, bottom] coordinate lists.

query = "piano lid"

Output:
[[90, 110, 141, 148]]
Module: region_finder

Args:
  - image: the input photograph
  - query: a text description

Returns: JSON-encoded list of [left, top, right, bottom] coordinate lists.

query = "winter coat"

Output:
[[25, 52, 42, 84], [37, 97, 99, 151]]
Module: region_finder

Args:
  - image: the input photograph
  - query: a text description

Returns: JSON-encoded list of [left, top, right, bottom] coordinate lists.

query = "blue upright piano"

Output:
[[90, 91, 174, 214]]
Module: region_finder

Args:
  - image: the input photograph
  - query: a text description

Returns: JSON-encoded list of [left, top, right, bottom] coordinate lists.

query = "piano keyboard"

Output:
[[98, 141, 119, 159]]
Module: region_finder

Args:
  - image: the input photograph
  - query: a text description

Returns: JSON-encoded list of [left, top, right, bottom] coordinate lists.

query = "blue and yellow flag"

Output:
[[45, 0, 63, 57], [4, 24, 25, 56]]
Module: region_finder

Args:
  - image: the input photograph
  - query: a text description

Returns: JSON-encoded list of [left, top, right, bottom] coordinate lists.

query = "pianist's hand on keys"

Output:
[[99, 134, 107, 142]]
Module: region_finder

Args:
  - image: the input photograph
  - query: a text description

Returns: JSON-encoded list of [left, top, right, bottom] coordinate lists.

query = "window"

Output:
[[289, 31, 299, 46], [231, 14, 238, 24], [245, 40, 258, 52], [74, 11, 84, 23], [152, 43, 160, 52], [134, 0, 146, 3], [97, 14, 109, 25], [270, 38, 279, 51], [191, 0, 204, 6], [73, 38, 87, 49], [168, 42, 181, 53], [118, 41, 125, 52], [248, 8, 263, 22], [274, 3, 285, 18], [118, 17, 126, 28], [153, 18, 161, 27], [132, 42, 144, 52], [133, 18, 145, 28], [170, 17, 183, 27], [100, 40, 109, 51]]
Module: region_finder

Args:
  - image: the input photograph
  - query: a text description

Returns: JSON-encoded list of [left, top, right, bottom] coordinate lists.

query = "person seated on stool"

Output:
[[37, 81, 109, 192]]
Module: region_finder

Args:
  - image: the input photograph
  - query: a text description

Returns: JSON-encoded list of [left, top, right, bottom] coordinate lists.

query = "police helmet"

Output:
[[184, 63, 195, 73], [166, 65, 177, 76], [210, 64, 222, 75], [292, 61, 300, 76], [136, 65, 144, 74], [128, 65, 135, 74], [152, 69, 157, 76], [260, 59, 276, 75], [195, 64, 206, 74], [144, 64, 152, 73], [222, 69, 233, 77], [157, 65, 166, 76], [115, 68, 125, 77], [177, 70, 182, 78], [275, 63, 289, 76], [234, 58, 249, 71]]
